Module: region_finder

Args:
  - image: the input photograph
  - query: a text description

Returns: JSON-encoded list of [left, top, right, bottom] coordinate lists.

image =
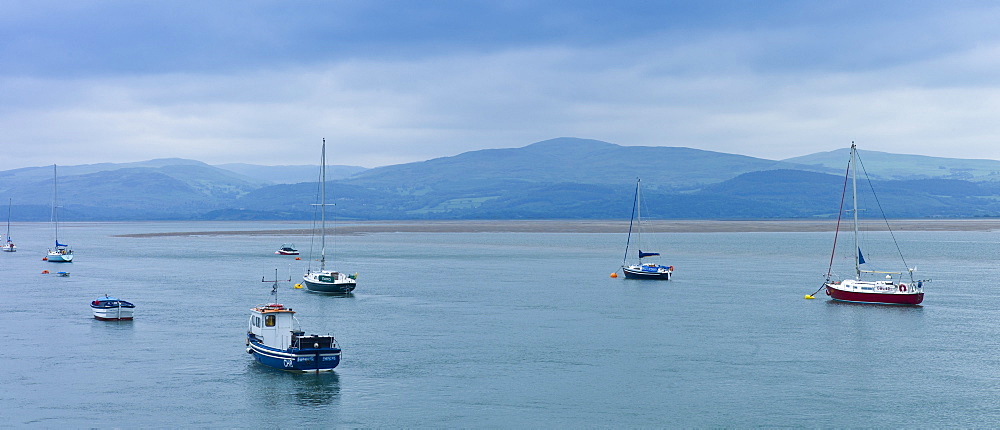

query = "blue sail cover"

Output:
[[639, 250, 660, 258], [858, 248, 866, 265], [56, 241, 67, 247]]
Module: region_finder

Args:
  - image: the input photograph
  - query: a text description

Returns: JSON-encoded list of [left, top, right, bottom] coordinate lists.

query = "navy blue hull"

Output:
[[622, 267, 672, 280], [248, 338, 341, 372], [303, 280, 356, 294]]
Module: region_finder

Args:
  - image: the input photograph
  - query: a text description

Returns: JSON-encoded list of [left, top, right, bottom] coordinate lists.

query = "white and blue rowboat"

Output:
[[246, 303, 342, 372], [91, 296, 135, 321]]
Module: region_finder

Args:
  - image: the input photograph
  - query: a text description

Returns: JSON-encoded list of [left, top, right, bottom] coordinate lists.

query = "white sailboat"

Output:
[[820, 143, 924, 305], [2, 198, 14, 252], [46, 164, 73, 262], [620, 178, 673, 280], [302, 139, 357, 293]]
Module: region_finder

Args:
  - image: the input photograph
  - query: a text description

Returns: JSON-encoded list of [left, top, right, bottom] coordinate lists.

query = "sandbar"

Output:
[[114, 219, 1000, 237]]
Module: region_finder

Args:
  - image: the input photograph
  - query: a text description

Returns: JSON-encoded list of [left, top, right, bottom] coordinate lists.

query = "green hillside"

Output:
[[344, 137, 830, 193], [784, 148, 1000, 181], [4, 138, 1000, 220]]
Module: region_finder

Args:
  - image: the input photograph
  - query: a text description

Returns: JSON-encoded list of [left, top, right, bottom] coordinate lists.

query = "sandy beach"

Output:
[[114, 218, 1000, 237]]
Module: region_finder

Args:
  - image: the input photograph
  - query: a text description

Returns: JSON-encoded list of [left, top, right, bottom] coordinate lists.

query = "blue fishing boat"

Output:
[[620, 179, 673, 280], [247, 272, 342, 372]]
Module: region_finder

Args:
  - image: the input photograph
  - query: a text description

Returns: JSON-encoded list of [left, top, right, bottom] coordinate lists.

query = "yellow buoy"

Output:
[[804, 295, 815, 300], [610, 272, 618, 278], [293, 283, 303, 289]]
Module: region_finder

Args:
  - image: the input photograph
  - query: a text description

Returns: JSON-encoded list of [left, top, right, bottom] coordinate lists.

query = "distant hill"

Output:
[[694, 169, 1000, 218], [0, 161, 264, 220], [342, 137, 834, 193], [214, 163, 368, 184], [0, 158, 245, 182], [784, 148, 1000, 181], [4, 138, 1000, 220]]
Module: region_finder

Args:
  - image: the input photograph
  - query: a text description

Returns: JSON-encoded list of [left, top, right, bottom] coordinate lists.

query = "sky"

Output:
[[3, 0, 1000, 169]]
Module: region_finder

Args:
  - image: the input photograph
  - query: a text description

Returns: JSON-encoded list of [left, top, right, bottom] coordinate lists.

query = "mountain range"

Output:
[[4, 137, 1000, 221]]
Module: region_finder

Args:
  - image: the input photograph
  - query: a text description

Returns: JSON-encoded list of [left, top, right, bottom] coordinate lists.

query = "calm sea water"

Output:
[[2, 221, 999, 427]]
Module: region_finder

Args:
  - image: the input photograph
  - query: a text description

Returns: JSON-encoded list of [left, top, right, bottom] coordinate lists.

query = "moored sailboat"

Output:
[[46, 165, 73, 262], [620, 179, 673, 280], [822, 143, 925, 305], [2, 198, 14, 252], [302, 139, 357, 293]]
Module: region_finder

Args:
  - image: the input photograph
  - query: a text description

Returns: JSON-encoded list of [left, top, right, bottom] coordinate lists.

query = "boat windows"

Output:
[[265, 315, 276, 327]]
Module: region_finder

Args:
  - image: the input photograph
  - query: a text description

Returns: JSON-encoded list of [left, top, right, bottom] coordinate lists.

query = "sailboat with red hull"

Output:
[[822, 143, 925, 305]]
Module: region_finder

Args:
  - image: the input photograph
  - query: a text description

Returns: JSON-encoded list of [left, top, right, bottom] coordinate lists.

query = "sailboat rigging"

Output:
[[302, 139, 357, 293], [821, 143, 924, 305], [46, 164, 73, 262], [2, 198, 14, 252], [620, 179, 673, 280]]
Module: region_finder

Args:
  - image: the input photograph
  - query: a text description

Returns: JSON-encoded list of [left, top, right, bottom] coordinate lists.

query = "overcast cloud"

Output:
[[3, 0, 1000, 169]]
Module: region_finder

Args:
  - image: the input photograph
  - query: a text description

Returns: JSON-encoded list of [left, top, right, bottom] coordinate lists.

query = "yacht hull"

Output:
[[303, 271, 356, 293], [622, 265, 672, 280], [303, 279, 356, 293], [826, 283, 924, 305], [47, 252, 72, 262]]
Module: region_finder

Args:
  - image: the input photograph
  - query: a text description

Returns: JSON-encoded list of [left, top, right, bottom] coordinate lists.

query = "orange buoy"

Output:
[[42, 257, 48, 261], [295, 257, 301, 260], [42, 270, 49, 274], [610, 272, 618, 278]]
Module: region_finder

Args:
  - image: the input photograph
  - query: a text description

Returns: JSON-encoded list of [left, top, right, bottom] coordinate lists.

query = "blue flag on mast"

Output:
[[858, 248, 866, 265]]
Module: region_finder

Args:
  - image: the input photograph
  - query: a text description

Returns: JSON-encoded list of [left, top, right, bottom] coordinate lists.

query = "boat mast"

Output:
[[320, 139, 327, 272], [52, 164, 59, 246], [5, 198, 11, 242], [636, 178, 642, 262], [851, 142, 860, 281]]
